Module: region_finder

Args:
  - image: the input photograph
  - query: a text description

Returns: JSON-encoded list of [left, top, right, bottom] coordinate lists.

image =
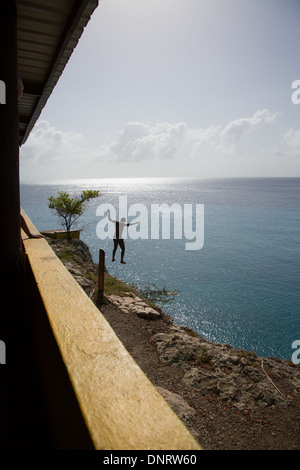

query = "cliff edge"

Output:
[[48, 238, 300, 450]]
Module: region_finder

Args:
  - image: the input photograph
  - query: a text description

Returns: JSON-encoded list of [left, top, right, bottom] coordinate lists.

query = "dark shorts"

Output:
[[114, 238, 125, 250]]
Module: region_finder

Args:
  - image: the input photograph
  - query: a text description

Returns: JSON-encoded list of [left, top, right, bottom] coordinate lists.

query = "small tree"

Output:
[[48, 190, 100, 239]]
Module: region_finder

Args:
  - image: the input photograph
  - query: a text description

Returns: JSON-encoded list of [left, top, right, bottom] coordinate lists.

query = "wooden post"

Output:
[[0, 0, 21, 278], [97, 249, 105, 306], [0, 0, 24, 448], [0, 0, 22, 309]]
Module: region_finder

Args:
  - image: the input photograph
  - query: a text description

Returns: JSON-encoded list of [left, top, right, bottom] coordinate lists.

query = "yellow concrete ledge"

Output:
[[21, 210, 201, 450]]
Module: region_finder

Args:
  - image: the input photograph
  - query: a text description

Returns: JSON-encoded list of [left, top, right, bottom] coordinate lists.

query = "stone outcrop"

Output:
[[47, 238, 98, 297], [48, 238, 300, 416], [153, 325, 300, 411], [156, 387, 196, 436], [107, 292, 163, 321], [106, 291, 300, 413]]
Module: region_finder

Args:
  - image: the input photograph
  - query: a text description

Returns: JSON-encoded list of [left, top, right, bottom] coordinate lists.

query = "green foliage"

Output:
[[102, 275, 170, 310], [134, 282, 178, 304], [195, 347, 212, 366], [104, 274, 136, 297], [48, 190, 100, 238]]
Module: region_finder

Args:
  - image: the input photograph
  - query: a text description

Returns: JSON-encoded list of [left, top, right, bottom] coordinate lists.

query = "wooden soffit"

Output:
[[17, 0, 99, 146]]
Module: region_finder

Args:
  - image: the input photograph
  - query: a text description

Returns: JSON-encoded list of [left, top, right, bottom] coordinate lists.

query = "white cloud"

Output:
[[220, 109, 279, 149], [20, 120, 86, 164], [21, 109, 300, 181], [21, 110, 280, 168], [94, 109, 279, 162], [281, 128, 300, 155], [96, 122, 188, 162]]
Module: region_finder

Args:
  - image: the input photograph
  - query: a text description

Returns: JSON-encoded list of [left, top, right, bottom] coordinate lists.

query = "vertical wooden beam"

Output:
[[0, 4, 53, 450], [0, 0, 22, 448], [0, 1, 21, 298]]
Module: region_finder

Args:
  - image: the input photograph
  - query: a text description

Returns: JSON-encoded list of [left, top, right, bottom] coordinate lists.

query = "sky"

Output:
[[20, 0, 300, 183]]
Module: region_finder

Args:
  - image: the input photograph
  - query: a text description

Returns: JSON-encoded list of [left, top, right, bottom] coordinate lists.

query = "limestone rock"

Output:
[[153, 326, 204, 363], [107, 294, 162, 321], [156, 386, 196, 435], [48, 239, 97, 297], [152, 326, 300, 411], [137, 307, 161, 320]]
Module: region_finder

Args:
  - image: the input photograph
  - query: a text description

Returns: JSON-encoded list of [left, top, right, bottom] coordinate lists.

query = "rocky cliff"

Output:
[[48, 238, 300, 450]]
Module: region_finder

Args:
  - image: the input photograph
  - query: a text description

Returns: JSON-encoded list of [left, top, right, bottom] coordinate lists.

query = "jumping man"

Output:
[[107, 209, 139, 264]]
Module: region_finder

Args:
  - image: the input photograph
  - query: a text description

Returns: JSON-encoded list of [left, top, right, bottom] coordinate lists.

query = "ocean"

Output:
[[20, 177, 300, 361]]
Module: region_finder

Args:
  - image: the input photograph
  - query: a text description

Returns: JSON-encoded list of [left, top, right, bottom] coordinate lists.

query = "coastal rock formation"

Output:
[[106, 291, 300, 413], [107, 293, 163, 320], [47, 238, 300, 449], [49, 238, 300, 414], [47, 239, 98, 297], [153, 326, 300, 410], [156, 387, 196, 436]]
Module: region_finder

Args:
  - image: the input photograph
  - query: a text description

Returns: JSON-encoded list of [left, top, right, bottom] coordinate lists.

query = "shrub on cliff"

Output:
[[48, 189, 100, 239]]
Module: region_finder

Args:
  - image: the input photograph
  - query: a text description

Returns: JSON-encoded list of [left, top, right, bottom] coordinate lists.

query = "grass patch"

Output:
[[86, 270, 98, 281], [195, 347, 212, 366], [104, 273, 137, 297], [103, 274, 163, 311], [58, 250, 75, 262]]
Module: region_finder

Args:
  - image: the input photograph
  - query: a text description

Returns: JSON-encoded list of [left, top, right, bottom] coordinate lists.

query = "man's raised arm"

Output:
[[127, 221, 140, 226], [107, 209, 115, 223]]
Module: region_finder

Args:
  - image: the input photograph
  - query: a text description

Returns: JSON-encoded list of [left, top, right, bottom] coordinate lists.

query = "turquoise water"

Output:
[[20, 177, 300, 360]]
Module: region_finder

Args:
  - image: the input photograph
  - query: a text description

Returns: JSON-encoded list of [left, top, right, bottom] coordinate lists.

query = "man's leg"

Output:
[[112, 239, 118, 261], [119, 239, 126, 264]]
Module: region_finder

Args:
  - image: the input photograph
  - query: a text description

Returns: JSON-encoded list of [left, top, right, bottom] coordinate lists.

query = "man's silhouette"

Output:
[[107, 209, 139, 264]]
